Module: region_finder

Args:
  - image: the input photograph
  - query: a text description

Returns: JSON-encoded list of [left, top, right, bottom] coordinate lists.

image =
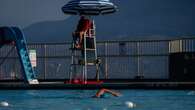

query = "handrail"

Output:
[[26, 37, 195, 45]]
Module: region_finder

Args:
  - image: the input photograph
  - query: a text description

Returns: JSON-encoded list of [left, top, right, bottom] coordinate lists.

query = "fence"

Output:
[[0, 38, 194, 80]]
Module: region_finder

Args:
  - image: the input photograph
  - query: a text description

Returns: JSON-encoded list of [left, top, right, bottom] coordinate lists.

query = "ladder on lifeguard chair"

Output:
[[69, 20, 100, 84]]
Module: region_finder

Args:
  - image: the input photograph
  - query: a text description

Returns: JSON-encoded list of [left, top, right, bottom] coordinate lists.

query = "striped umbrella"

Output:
[[62, 0, 117, 15]]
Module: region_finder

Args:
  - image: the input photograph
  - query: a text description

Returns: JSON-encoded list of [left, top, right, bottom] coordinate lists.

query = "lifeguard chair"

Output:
[[69, 20, 101, 84]]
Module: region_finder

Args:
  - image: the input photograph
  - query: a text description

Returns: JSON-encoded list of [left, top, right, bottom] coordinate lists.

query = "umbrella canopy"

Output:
[[62, 0, 117, 15]]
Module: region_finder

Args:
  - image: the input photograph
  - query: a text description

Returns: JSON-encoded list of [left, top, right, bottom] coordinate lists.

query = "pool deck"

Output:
[[0, 80, 194, 90]]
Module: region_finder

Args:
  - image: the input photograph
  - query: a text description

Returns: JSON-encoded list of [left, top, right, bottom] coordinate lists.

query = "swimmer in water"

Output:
[[93, 88, 121, 98]]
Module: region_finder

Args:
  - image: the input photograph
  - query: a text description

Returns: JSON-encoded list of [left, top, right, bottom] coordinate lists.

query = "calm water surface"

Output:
[[0, 90, 195, 110]]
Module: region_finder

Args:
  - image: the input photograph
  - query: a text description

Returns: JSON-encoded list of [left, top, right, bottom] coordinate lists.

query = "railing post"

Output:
[[105, 42, 108, 79], [136, 41, 143, 79], [44, 44, 47, 79], [137, 42, 140, 77]]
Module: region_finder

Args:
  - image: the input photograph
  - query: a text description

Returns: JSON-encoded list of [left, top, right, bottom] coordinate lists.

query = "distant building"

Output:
[[169, 39, 195, 81]]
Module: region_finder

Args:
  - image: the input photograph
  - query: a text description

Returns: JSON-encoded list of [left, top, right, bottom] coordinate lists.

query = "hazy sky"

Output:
[[0, 0, 69, 28], [0, 0, 195, 41]]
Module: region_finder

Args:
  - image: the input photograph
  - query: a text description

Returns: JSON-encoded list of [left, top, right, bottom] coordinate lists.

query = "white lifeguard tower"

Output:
[[62, 0, 117, 84]]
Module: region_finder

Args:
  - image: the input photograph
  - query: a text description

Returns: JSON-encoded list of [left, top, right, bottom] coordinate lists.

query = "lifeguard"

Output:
[[73, 16, 92, 49]]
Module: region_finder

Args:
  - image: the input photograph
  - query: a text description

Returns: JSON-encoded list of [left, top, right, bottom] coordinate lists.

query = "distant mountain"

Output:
[[22, 0, 195, 43], [23, 17, 77, 43]]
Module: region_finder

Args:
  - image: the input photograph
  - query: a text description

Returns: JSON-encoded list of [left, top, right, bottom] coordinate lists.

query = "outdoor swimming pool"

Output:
[[0, 90, 195, 110]]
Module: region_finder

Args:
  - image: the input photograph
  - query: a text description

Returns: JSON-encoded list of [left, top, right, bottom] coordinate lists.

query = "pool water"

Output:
[[0, 90, 195, 110]]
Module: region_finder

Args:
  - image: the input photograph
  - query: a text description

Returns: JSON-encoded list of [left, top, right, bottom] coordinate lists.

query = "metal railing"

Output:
[[0, 38, 194, 80]]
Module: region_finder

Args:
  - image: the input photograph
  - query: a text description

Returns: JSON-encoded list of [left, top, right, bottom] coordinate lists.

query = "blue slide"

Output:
[[0, 27, 39, 84]]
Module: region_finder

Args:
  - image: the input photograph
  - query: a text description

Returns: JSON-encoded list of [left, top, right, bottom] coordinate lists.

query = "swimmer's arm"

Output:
[[103, 89, 121, 97], [95, 89, 105, 97]]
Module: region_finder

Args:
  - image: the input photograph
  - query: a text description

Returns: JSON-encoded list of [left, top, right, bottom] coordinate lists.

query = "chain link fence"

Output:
[[0, 38, 194, 80]]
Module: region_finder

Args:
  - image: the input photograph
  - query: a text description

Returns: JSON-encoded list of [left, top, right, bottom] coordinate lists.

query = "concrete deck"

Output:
[[0, 81, 194, 90]]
